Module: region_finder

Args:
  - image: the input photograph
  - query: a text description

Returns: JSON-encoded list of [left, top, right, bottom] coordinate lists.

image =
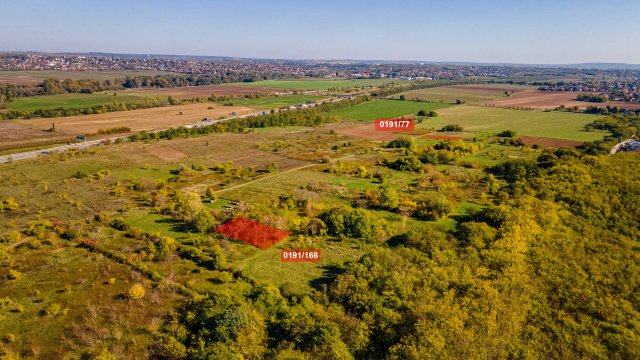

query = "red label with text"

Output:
[[280, 249, 321, 262], [375, 117, 414, 131]]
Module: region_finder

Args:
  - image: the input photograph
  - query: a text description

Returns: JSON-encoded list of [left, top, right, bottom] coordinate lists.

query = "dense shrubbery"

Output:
[[577, 93, 607, 102], [497, 129, 517, 137], [439, 124, 463, 132], [580, 114, 639, 154], [386, 137, 416, 150], [384, 139, 482, 169], [320, 206, 382, 240], [97, 126, 131, 135], [384, 154, 424, 172]]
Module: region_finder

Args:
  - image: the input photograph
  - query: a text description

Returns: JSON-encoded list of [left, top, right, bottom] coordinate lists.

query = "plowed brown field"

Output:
[[8, 103, 256, 135], [487, 90, 640, 111]]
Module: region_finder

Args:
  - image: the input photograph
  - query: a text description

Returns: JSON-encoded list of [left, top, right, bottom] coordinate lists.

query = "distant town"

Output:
[[2, 53, 638, 88]]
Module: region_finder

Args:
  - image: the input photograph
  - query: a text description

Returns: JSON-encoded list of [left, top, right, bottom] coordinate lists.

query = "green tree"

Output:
[[413, 197, 452, 220], [191, 210, 216, 233], [378, 186, 399, 210]]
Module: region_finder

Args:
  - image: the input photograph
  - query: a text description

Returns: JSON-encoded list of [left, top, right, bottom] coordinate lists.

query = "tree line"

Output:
[[0, 72, 293, 102]]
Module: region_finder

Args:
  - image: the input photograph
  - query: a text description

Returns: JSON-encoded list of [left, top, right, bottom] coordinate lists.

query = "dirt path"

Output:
[[216, 164, 319, 193], [216, 155, 354, 194], [6, 237, 31, 249]]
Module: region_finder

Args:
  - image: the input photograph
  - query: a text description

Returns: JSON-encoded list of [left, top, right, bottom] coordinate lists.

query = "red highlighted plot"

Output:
[[375, 117, 414, 131], [214, 216, 290, 249]]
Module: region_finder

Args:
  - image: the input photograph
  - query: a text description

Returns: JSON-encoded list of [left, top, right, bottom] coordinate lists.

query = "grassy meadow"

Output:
[[417, 105, 607, 141], [327, 99, 453, 121], [5, 92, 160, 112], [0, 90, 626, 358]]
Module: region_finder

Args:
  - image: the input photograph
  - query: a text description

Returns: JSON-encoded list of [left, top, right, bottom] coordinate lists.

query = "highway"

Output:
[[0, 97, 344, 164]]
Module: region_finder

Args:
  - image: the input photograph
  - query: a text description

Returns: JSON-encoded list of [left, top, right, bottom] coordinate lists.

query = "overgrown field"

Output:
[[0, 101, 637, 359]]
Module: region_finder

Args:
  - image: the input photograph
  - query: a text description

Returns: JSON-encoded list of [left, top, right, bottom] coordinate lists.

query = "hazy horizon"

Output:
[[1, 0, 639, 64], [3, 49, 640, 67]]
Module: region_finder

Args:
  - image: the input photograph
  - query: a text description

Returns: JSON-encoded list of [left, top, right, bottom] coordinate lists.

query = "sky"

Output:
[[1, 0, 638, 64]]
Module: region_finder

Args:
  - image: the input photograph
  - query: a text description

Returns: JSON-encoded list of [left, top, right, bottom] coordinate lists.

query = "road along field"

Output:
[[0, 70, 177, 84], [486, 89, 640, 110], [389, 84, 534, 103], [215, 94, 325, 109], [7, 102, 255, 135], [231, 78, 412, 90], [327, 99, 452, 121], [415, 105, 607, 142]]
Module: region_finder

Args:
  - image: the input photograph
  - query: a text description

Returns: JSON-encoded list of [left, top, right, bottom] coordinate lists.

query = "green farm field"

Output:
[[327, 99, 453, 121], [6, 92, 160, 112], [232, 78, 412, 90], [418, 105, 608, 141]]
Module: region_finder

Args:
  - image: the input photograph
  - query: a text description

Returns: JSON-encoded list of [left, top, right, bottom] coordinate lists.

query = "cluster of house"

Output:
[[540, 80, 640, 103], [6, 53, 623, 81]]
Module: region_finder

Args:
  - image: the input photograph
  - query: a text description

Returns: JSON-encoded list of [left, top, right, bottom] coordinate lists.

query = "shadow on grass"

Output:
[[449, 214, 470, 224], [309, 265, 344, 291], [155, 217, 191, 234], [386, 233, 409, 248], [113, 293, 128, 301]]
